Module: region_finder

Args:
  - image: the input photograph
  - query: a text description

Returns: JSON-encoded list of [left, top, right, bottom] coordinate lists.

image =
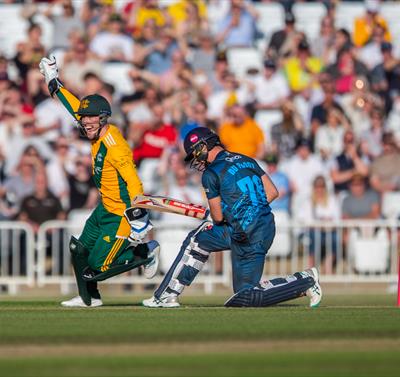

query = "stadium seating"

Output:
[[254, 109, 283, 147], [102, 62, 134, 96], [226, 47, 263, 79], [268, 210, 291, 257], [334, 2, 364, 33], [381, 191, 400, 219], [138, 158, 161, 195], [292, 2, 327, 42], [0, 4, 28, 58], [253, 2, 285, 42], [349, 228, 390, 274]]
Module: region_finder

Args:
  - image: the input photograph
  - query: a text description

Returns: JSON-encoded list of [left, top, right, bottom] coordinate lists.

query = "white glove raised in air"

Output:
[[124, 208, 153, 245], [39, 55, 59, 85]]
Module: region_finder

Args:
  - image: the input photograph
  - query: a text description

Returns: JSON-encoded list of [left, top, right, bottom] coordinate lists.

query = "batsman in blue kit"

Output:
[[143, 127, 322, 308]]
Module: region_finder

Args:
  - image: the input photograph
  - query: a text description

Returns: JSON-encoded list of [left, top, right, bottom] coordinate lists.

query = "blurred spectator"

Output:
[[326, 47, 368, 95], [5, 120, 53, 175], [270, 99, 304, 160], [249, 58, 290, 111], [43, 0, 84, 50], [170, 0, 209, 48], [187, 100, 217, 133], [81, 72, 104, 97], [370, 42, 400, 114], [46, 136, 74, 210], [206, 49, 229, 93], [330, 130, 369, 195], [61, 31, 103, 95], [353, 0, 391, 48], [126, 0, 166, 37], [369, 132, 400, 194], [219, 104, 265, 159], [310, 72, 345, 140], [81, 0, 116, 41], [331, 28, 352, 64], [298, 175, 340, 274], [135, 26, 178, 74], [267, 11, 299, 59], [312, 15, 336, 66], [33, 90, 71, 141], [0, 56, 10, 92], [282, 138, 325, 216], [206, 72, 247, 120], [89, 13, 134, 62], [342, 173, 380, 220], [216, 0, 258, 48], [360, 107, 385, 159], [13, 23, 45, 88], [340, 77, 378, 138], [190, 31, 216, 80], [158, 49, 192, 95], [18, 171, 66, 234], [132, 103, 178, 165], [0, 82, 34, 125], [358, 23, 386, 71], [67, 156, 98, 211], [284, 39, 323, 93], [315, 108, 348, 162], [0, 148, 44, 218], [263, 154, 290, 214]]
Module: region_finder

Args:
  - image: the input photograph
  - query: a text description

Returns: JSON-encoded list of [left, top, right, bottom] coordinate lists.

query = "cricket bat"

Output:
[[126, 194, 208, 220]]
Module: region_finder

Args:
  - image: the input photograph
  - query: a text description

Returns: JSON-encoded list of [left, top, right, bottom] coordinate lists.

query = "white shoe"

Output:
[[142, 293, 180, 308], [143, 240, 160, 279], [61, 296, 103, 308], [304, 267, 322, 308]]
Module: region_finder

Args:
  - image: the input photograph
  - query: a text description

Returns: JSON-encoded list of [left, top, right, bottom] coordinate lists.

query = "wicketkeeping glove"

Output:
[[39, 55, 62, 96], [124, 208, 153, 245], [39, 56, 58, 84]]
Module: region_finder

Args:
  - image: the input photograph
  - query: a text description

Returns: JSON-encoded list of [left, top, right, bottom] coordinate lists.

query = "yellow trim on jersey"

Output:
[[57, 87, 81, 120], [101, 238, 125, 272], [116, 217, 131, 239]]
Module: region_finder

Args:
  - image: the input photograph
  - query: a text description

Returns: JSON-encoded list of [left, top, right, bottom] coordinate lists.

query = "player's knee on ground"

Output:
[[225, 272, 315, 307]]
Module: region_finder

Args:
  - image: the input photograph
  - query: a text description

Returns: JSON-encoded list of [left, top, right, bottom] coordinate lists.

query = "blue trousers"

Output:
[[155, 214, 276, 298]]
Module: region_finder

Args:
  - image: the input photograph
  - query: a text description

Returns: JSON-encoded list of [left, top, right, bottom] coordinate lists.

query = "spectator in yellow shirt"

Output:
[[353, 0, 391, 47], [219, 104, 265, 159], [284, 39, 323, 93]]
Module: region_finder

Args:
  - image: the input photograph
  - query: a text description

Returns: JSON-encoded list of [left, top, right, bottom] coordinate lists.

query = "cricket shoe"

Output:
[[142, 292, 180, 308], [304, 267, 322, 308], [61, 296, 103, 308], [143, 240, 160, 279]]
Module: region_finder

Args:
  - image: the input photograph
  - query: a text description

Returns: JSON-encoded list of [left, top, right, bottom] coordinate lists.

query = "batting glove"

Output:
[[124, 208, 153, 245]]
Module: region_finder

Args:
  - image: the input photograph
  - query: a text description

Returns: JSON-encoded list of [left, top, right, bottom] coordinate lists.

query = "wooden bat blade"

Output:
[[130, 195, 207, 219]]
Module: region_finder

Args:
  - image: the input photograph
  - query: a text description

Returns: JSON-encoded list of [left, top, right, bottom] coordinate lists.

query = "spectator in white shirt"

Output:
[[315, 108, 348, 163], [89, 13, 134, 62], [282, 138, 325, 218], [297, 175, 340, 274], [251, 59, 290, 111]]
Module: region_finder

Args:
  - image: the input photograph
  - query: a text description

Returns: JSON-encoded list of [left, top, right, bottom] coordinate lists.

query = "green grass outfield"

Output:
[[0, 294, 399, 377]]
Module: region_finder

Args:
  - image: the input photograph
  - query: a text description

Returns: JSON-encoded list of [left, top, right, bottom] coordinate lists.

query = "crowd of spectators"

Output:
[[0, 0, 400, 266]]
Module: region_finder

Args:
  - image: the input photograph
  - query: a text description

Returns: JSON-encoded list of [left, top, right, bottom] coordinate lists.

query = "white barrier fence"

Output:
[[36, 220, 232, 294], [0, 221, 35, 294], [0, 219, 399, 294]]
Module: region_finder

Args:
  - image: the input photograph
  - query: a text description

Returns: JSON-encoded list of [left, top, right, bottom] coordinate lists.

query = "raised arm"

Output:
[[39, 56, 81, 120]]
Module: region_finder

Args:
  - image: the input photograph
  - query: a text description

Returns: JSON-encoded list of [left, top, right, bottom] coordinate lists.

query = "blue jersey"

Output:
[[202, 151, 272, 243]]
